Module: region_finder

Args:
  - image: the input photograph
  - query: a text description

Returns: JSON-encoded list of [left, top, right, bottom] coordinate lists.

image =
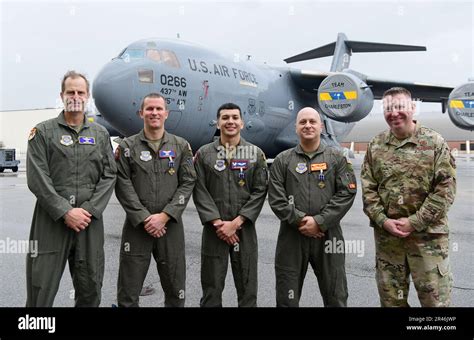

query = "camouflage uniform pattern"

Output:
[[361, 122, 456, 307]]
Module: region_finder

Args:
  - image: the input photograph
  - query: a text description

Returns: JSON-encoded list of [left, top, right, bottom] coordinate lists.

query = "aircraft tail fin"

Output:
[[284, 32, 426, 72]]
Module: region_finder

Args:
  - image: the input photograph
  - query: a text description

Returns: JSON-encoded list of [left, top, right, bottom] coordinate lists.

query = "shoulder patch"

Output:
[[114, 146, 121, 160], [28, 127, 37, 141]]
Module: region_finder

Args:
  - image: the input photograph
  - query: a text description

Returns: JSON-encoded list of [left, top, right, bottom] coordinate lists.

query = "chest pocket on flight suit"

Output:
[[232, 160, 253, 203], [156, 147, 180, 207], [311, 155, 337, 206], [286, 156, 306, 210], [80, 135, 103, 184], [130, 148, 153, 205]]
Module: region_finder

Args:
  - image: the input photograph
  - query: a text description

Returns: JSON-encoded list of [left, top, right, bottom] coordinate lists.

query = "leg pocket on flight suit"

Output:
[[232, 250, 252, 287], [120, 226, 153, 256], [95, 248, 105, 286], [331, 267, 348, 301], [31, 251, 60, 287], [275, 264, 299, 291], [159, 250, 180, 288]]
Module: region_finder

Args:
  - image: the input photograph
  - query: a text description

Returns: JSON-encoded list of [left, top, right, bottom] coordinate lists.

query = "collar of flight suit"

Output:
[[211, 136, 248, 151], [138, 129, 171, 146], [294, 142, 326, 159], [384, 120, 421, 147], [56, 110, 91, 131]]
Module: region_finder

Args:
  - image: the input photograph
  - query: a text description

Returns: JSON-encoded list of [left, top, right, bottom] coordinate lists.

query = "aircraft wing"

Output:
[[289, 69, 454, 104], [288, 69, 332, 91], [365, 77, 453, 102]]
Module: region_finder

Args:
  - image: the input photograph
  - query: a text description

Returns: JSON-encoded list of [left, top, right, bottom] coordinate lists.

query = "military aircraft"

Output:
[[92, 32, 474, 157]]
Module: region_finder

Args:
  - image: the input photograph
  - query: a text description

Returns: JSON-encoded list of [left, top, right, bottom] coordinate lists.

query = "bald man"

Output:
[[268, 107, 357, 307]]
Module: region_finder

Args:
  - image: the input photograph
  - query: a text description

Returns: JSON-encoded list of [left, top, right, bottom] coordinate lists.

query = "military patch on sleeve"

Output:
[[28, 127, 37, 141], [114, 146, 121, 160], [347, 162, 354, 171]]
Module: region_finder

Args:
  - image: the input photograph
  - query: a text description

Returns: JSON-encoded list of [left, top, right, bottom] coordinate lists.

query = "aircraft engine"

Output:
[[317, 73, 374, 123], [448, 81, 474, 131]]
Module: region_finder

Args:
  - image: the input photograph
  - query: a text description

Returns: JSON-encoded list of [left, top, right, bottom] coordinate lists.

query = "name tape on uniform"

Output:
[[159, 150, 176, 158], [230, 160, 249, 170], [78, 136, 96, 145], [311, 163, 327, 171]]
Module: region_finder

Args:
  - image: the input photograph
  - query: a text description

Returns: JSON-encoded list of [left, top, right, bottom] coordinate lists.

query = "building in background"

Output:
[[1, 109, 472, 167], [341, 112, 473, 153]]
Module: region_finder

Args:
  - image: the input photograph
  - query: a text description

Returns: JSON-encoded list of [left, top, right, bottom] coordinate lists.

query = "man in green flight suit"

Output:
[[361, 87, 456, 307], [115, 93, 196, 307], [193, 103, 268, 307], [26, 70, 117, 307], [268, 107, 356, 307]]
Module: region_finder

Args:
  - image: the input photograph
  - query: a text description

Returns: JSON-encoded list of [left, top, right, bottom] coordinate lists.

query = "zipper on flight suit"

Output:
[[305, 154, 312, 215], [73, 128, 79, 208], [227, 159, 232, 220], [153, 146, 159, 210]]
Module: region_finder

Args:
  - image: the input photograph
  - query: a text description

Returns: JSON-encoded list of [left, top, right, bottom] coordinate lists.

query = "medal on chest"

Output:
[[159, 150, 176, 175], [310, 162, 328, 189], [231, 160, 248, 186]]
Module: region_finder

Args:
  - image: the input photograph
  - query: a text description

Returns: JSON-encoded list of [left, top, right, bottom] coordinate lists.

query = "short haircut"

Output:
[[61, 70, 90, 94], [382, 87, 412, 99], [140, 93, 167, 111], [217, 103, 242, 119]]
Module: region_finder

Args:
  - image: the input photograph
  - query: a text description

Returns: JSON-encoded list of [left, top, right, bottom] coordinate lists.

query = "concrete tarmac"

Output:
[[1, 154, 473, 307]]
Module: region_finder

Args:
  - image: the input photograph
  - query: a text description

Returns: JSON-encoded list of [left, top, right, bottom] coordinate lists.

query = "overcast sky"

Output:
[[0, 0, 472, 112]]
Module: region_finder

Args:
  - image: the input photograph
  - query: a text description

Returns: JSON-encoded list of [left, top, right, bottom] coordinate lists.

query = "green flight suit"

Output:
[[115, 130, 196, 307], [268, 144, 356, 307], [193, 138, 268, 307], [26, 111, 117, 307], [361, 122, 456, 307]]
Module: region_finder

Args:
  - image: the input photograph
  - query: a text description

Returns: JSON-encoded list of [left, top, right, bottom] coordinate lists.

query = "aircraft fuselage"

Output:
[[93, 39, 353, 157]]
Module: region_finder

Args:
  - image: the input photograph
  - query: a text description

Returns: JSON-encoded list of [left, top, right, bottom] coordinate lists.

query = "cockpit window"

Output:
[[138, 69, 153, 83], [146, 49, 180, 68], [120, 49, 145, 61]]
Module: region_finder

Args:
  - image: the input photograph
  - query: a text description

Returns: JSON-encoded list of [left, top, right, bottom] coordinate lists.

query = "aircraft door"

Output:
[[195, 79, 216, 145], [133, 67, 154, 114]]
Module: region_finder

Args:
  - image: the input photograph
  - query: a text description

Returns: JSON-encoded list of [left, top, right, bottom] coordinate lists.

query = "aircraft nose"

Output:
[[93, 61, 138, 135]]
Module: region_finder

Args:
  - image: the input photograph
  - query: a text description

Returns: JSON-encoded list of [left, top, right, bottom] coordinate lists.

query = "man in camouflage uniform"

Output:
[[193, 103, 268, 307], [268, 107, 357, 307], [26, 70, 117, 307], [361, 87, 456, 307], [115, 93, 196, 307]]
